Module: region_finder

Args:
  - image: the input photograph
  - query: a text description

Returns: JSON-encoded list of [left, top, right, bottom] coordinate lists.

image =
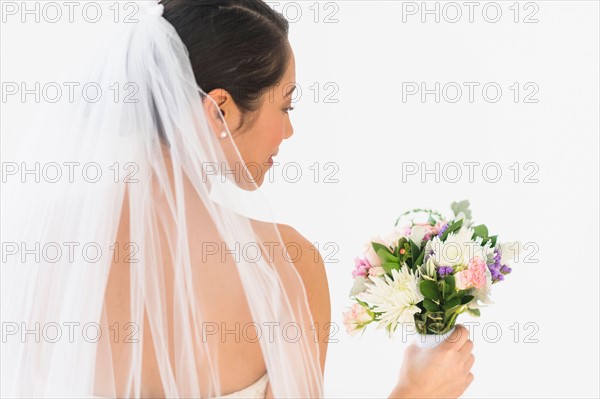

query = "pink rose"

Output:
[[342, 303, 374, 336], [363, 236, 386, 267], [469, 257, 487, 289], [455, 256, 488, 290], [456, 270, 473, 290]]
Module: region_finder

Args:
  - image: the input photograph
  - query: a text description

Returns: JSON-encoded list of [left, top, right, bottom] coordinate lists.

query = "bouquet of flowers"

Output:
[[343, 200, 519, 337]]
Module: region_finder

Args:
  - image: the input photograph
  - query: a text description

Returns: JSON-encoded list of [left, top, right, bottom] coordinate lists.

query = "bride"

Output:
[[0, 0, 474, 397]]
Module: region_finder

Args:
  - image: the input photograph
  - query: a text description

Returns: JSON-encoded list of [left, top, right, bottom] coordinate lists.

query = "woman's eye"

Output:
[[283, 106, 295, 113]]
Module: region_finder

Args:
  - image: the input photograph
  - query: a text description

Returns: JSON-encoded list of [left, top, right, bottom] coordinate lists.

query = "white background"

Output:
[[1, 1, 599, 398]]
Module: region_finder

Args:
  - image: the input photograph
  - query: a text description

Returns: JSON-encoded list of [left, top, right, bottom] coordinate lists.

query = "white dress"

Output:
[[89, 373, 269, 399], [219, 373, 269, 398]]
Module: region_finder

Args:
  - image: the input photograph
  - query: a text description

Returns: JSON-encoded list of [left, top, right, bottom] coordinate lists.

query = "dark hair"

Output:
[[160, 0, 291, 132]]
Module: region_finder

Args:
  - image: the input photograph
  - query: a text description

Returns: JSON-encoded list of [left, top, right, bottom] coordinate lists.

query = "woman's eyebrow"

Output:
[[285, 85, 297, 98]]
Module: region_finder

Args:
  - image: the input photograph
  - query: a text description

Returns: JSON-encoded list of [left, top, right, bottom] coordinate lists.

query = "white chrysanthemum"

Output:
[[429, 227, 493, 267], [360, 268, 424, 332]]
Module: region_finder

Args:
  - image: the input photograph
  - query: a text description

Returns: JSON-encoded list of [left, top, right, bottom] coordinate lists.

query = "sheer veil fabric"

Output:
[[1, 3, 323, 397]]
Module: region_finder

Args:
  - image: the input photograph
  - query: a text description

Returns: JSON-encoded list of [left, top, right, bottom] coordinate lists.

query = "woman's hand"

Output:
[[389, 324, 475, 399]]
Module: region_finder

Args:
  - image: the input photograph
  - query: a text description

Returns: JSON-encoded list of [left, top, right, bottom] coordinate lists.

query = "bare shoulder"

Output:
[[275, 223, 329, 293], [276, 224, 320, 260], [276, 223, 331, 373]]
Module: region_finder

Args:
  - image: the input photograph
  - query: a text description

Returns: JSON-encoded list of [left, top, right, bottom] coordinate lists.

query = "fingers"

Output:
[[464, 353, 475, 371], [465, 372, 474, 390], [456, 371, 475, 398], [459, 338, 474, 354], [466, 372, 474, 387], [441, 324, 469, 350]]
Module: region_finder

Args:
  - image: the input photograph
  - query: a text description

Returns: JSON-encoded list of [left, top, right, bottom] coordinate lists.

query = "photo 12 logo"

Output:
[[2, 81, 139, 104], [400, 2, 540, 24], [401, 161, 540, 184], [1, 161, 140, 184], [401, 82, 540, 104], [1, 1, 142, 24]]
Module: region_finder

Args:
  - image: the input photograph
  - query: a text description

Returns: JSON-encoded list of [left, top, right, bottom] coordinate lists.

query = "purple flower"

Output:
[[437, 223, 449, 237], [488, 247, 512, 283], [438, 266, 453, 278], [500, 265, 512, 274]]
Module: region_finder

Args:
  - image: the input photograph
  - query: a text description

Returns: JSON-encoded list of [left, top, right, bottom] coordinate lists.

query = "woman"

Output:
[[0, 0, 474, 397]]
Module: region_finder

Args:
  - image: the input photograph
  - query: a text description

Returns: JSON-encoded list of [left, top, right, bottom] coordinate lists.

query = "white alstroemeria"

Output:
[[409, 225, 429, 247], [418, 257, 437, 280], [429, 227, 488, 267], [360, 268, 424, 333], [349, 275, 369, 297]]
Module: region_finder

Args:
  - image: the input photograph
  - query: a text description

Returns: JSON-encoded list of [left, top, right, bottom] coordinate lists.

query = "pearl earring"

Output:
[[219, 130, 228, 139]]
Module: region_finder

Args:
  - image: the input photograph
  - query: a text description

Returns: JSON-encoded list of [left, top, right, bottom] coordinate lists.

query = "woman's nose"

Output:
[[284, 121, 294, 140]]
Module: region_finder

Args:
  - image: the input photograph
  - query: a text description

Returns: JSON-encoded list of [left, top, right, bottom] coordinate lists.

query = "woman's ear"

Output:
[[202, 92, 228, 140], [206, 88, 242, 134]]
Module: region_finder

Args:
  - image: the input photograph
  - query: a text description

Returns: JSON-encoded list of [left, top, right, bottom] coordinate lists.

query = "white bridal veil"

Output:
[[1, 2, 323, 397]]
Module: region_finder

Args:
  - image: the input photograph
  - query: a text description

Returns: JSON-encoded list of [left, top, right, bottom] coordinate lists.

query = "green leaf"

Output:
[[382, 262, 400, 274], [440, 219, 463, 240], [442, 296, 461, 310], [489, 235, 498, 247], [410, 241, 420, 264], [450, 219, 464, 232], [472, 224, 488, 239], [444, 275, 455, 296], [423, 298, 441, 312], [414, 249, 425, 267], [466, 308, 481, 317], [372, 242, 392, 256], [461, 295, 474, 305], [355, 298, 370, 308], [376, 248, 399, 264], [450, 200, 472, 220], [420, 280, 441, 301]]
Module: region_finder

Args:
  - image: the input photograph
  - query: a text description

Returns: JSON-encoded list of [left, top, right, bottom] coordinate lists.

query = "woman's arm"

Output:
[[263, 224, 331, 398], [277, 223, 331, 374]]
